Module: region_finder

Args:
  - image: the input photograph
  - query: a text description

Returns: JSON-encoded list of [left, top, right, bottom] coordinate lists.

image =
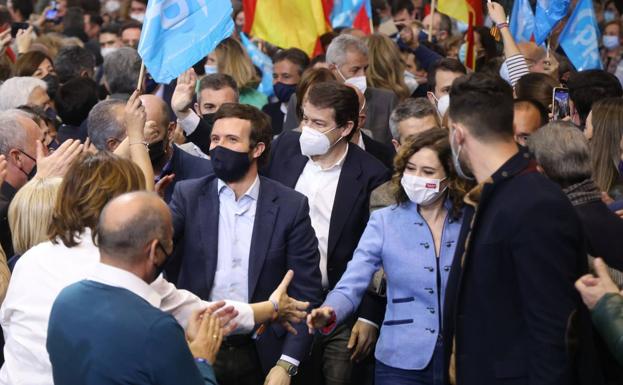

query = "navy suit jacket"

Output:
[[162, 145, 213, 203], [263, 131, 391, 324], [362, 132, 396, 170], [166, 174, 323, 371]]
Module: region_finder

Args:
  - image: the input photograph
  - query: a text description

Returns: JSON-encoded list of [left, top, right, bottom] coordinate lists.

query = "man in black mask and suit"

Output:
[[171, 69, 239, 157]]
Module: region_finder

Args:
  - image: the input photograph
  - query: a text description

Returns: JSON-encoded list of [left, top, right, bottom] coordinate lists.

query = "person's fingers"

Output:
[[221, 320, 238, 336], [281, 321, 298, 335], [291, 299, 310, 311], [286, 309, 308, 323], [616, 209, 623, 219], [204, 300, 226, 315], [306, 314, 314, 334], [347, 327, 358, 350], [594, 258, 613, 282], [276, 270, 294, 295], [186, 308, 204, 339]]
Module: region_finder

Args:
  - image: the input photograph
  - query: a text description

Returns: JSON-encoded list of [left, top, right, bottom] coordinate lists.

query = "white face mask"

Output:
[[101, 47, 118, 58], [435, 94, 450, 117], [105, 0, 120, 13], [204, 64, 218, 75], [401, 174, 447, 206], [130, 12, 145, 22], [404, 71, 419, 94], [345, 75, 367, 94], [299, 125, 341, 157]]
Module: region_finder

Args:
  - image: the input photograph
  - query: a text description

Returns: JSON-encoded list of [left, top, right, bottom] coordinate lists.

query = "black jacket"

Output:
[[263, 131, 390, 324], [574, 200, 623, 271], [262, 102, 285, 136], [160, 145, 213, 203], [443, 150, 603, 385], [362, 133, 395, 170]]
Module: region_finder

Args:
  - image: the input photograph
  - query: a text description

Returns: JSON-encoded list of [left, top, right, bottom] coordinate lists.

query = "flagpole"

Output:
[[428, 0, 436, 42], [137, 62, 145, 93]]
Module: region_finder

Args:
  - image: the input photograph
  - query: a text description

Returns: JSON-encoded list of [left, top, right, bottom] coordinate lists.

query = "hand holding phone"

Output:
[[552, 87, 570, 121]]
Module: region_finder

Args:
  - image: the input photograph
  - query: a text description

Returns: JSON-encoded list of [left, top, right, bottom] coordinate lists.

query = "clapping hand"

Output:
[[268, 270, 310, 335], [187, 310, 224, 365], [576, 258, 620, 310]]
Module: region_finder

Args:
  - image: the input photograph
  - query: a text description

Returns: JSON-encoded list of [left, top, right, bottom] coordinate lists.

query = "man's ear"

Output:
[[341, 121, 355, 138], [252, 142, 266, 161], [392, 139, 400, 152], [194, 102, 201, 116]]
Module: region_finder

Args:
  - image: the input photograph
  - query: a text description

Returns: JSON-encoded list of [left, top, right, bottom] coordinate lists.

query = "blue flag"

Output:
[[138, 0, 234, 84], [559, 0, 602, 71], [534, 0, 570, 45], [331, 0, 371, 29], [509, 0, 535, 43], [240, 32, 274, 97]]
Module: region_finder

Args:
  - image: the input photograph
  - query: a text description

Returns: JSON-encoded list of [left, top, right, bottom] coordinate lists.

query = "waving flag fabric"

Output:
[[437, 0, 483, 70], [240, 32, 274, 97], [534, 0, 570, 45], [509, 0, 535, 43], [138, 0, 234, 83], [559, 0, 602, 71], [330, 0, 372, 34]]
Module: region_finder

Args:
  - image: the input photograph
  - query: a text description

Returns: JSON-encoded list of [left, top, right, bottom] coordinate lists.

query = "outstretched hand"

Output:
[[306, 306, 336, 334], [268, 270, 310, 335]]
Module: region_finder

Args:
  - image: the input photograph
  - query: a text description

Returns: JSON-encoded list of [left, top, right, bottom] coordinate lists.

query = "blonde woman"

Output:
[[8, 177, 62, 270], [209, 37, 268, 109], [366, 33, 411, 100]]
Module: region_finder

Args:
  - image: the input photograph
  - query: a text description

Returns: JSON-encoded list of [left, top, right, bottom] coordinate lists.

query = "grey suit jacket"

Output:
[[283, 87, 399, 145]]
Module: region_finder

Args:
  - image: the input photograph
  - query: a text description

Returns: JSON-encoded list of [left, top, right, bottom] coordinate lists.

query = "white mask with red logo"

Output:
[[401, 174, 447, 206]]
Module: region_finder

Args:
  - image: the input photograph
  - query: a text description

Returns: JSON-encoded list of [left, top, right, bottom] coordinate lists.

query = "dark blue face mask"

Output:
[[273, 82, 297, 104], [18, 149, 37, 180]]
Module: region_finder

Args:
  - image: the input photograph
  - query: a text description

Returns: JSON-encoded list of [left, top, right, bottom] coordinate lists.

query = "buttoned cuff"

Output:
[[357, 317, 379, 329], [279, 354, 300, 367], [177, 111, 200, 136]]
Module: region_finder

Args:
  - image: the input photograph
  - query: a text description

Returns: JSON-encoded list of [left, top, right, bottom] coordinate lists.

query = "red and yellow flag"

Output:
[[243, 0, 331, 56], [437, 0, 483, 70]]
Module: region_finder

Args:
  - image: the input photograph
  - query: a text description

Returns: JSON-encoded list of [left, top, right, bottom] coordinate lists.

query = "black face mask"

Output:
[[18, 149, 37, 180], [42, 74, 59, 100], [148, 139, 167, 167], [153, 241, 172, 281], [209, 145, 252, 183], [201, 113, 216, 136]]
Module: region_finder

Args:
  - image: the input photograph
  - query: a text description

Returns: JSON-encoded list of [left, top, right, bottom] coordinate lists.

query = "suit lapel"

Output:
[[283, 153, 308, 188], [248, 179, 279, 299], [328, 146, 363, 258], [198, 179, 220, 295]]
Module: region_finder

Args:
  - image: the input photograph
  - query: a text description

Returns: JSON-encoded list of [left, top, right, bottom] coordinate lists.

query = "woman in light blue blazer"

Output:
[[307, 128, 471, 385]]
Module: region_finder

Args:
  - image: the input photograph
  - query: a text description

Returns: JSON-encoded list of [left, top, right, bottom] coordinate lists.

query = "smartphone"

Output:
[[45, 1, 58, 20], [552, 87, 570, 121], [10, 22, 29, 38]]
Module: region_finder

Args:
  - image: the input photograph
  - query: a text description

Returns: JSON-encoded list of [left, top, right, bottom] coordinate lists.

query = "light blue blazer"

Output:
[[324, 199, 462, 370]]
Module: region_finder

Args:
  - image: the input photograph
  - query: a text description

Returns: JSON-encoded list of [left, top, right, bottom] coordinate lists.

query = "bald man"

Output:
[[47, 192, 224, 385], [346, 84, 396, 169], [139, 95, 213, 202]]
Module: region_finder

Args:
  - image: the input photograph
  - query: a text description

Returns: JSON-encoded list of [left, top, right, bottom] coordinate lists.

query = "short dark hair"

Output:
[[273, 48, 310, 76], [428, 58, 466, 93], [100, 24, 121, 36], [514, 98, 549, 127], [54, 46, 96, 84], [306, 81, 359, 140], [449, 73, 514, 140], [390, 0, 414, 16], [11, 0, 33, 20], [198, 73, 239, 101], [85, 12, 103, 27], [55, 77, 99, 126], [439, 14, 452, 34], [567, 69, 623, 126], [514, 72, 559, 113], [214, 103, 272, 166], [120, 20, 142, 34]]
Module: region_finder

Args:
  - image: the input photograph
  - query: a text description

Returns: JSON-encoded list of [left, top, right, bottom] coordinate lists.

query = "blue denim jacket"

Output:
[[324, 199, 463, 370]]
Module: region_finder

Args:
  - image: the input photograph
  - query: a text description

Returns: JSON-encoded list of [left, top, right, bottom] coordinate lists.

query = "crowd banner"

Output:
[[534, 0, 570, 45], [509, 0, 535, 43], [137, 0, 234, 84], [559, 0, 603, 71]]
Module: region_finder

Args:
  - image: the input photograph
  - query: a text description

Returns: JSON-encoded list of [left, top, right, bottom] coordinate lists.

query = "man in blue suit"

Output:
[[167, 103, 323, 385], [47, 192, 225, 385], [264, 81, 390, 385], [140, 95, 213, 203]]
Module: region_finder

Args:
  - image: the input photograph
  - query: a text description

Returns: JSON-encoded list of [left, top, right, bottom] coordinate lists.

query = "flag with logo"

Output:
[[509, 0, 535, 43], [534, 0, 570, 45], [559, 0, 602, 71], [240, 32, 274, 97], [138, 0, 234, 84], [329, 0, 372, 34]]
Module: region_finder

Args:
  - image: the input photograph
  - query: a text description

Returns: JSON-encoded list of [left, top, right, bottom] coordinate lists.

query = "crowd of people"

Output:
[[0, 0, 622, 384]]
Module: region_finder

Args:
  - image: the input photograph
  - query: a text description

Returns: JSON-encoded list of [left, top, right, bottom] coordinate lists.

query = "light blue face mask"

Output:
[[456, 20, 469, 34], [458, 43, 467, 65], [204, 65, 218, 75], [603, 35, 620, 50], [604, 10, 616, 23]]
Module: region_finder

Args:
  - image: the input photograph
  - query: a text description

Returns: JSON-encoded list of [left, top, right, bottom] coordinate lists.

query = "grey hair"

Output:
[[527, 121, 592, 188], [0, 109, 32, 155], [97, 191, 168, 264], [0, 77, 47, 111], [326, 34, 368, 66], [103, 47, 141, 95], [389, 98, 440, 140], [87, 100, 126, 151]]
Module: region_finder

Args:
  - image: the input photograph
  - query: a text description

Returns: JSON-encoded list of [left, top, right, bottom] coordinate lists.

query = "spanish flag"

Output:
[[243, 0, 331, 56], [437, 0, 483, 70]]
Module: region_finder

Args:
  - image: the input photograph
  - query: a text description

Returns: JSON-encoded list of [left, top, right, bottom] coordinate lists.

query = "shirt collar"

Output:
[[217, 175, 260, 201], [88, 262, 162, 308]]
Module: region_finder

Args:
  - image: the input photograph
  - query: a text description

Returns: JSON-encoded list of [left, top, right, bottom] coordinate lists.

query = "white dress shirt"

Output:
[[88, 262, 162, 308], [0, 229, 254, 385], [177, 110, 201, 136], [295, 146, 349, 289], [211, 177, 259, 303]]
